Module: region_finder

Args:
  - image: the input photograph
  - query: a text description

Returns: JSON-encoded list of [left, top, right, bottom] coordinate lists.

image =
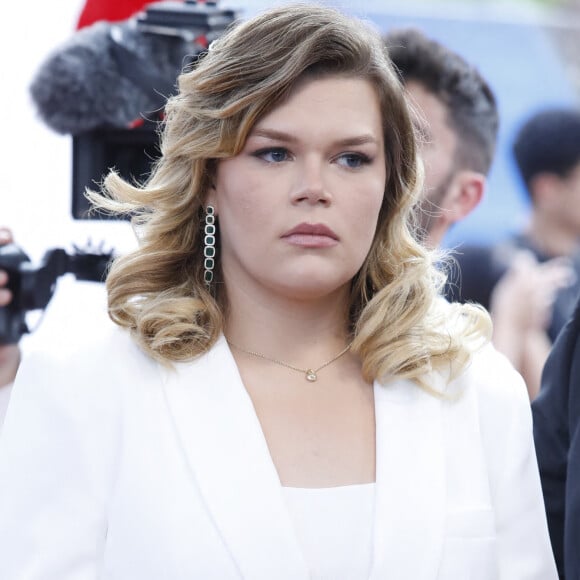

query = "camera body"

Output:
[[0, 244, 113, 344]]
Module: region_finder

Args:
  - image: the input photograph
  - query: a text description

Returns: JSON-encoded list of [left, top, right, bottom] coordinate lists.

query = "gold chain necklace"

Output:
[[227, 340, 353, 382]]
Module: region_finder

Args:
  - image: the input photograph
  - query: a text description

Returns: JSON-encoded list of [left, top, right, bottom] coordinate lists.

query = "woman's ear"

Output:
[[205, 177, 218, 213], [205, 163, 218, 212], [205, 191, 218, 215]]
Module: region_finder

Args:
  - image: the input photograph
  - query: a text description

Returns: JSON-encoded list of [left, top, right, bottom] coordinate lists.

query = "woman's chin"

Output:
[[267, 274, 352, 303]]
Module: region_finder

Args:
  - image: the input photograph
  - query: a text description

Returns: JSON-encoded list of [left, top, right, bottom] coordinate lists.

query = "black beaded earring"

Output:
[[203, 205, 216, 285]]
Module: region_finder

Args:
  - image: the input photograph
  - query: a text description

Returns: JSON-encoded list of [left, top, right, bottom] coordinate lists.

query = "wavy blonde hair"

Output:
[[92, 3, 491, 389]]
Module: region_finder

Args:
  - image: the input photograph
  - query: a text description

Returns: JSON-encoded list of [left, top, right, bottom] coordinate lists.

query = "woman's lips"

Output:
[[281, 223, 339, 248]]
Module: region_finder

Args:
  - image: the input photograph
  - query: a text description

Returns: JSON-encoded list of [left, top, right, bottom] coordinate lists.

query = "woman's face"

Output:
[[208, 75, 387, 301]]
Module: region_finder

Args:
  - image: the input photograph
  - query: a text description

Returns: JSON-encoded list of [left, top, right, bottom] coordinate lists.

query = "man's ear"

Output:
[[444, 170, 485, 226]]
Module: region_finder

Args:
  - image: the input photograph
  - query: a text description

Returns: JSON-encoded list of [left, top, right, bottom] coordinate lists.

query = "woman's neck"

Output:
[[224, 282, 351, 360]]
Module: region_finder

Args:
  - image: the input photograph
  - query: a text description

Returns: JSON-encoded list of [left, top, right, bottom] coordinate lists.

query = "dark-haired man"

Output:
[[384, 27, 499, 249]]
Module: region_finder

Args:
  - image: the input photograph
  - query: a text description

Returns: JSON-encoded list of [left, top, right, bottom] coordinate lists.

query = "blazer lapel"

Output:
[[369, 376, 446, 580], [161, 335, 309, 580]]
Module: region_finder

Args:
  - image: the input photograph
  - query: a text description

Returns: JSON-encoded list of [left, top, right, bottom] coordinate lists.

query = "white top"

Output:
[[0, 330, 559, 579], [282, 483, 375, 579]]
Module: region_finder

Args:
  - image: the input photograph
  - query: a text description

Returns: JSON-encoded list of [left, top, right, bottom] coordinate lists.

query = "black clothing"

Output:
[[533, 296, 580, 579]]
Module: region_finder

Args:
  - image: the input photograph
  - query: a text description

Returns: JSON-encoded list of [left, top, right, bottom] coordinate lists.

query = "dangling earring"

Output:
[[203, 205, 216, 285]]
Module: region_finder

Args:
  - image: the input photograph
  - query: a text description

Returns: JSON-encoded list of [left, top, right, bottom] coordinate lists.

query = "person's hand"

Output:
[[490, 251, 574, 334], [490, 250, 575, 399], [0, 227, 14, 307], [0, 227, 21, 388]]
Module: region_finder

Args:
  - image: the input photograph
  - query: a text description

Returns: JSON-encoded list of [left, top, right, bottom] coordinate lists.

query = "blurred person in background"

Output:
[[533, 293, 580, 579], [384, 28, 497, 251], [511, 108, 580, 332], [0, 228, 20, 427], [385, 30, 574, 399]]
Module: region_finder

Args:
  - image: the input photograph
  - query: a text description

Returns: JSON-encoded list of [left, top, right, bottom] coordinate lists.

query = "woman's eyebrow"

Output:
[[249, 128, 298, 143], [333, 135, 380, 147], [250, 128, 380, 147]]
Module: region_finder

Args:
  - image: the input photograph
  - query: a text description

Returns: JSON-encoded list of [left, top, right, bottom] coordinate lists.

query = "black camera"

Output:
[[0, 244, 113, 345], [72, 0, 237, 219]]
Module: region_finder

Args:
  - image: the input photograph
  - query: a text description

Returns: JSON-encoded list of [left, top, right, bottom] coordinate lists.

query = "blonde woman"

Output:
[[0, 4, 556, 579]]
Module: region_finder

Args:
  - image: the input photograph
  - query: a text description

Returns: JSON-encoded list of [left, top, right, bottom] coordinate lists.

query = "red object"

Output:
[[127, 118, 145, 129], [76, 0, 153, 29]]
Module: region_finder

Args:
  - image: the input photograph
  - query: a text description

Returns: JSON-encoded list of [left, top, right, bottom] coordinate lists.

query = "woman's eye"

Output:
[[254, 148, 289, 163], [337, 153, 371, 169]]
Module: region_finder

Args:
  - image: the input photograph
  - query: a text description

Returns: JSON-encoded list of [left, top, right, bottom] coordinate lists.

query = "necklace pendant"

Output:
[[305, 369, 318, 382]]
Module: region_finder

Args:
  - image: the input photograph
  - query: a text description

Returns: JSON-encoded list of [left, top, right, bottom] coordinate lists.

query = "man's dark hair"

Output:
[[384, 28, 498, 176], [513, 108, 580, 198]]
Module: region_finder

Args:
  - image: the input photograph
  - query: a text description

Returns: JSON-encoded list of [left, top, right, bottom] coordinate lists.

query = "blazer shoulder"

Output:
[[55, 322, 148, 364], [16, 324, 160, 403], [452, 344, 534, 475], [457, 342, 529, 409]]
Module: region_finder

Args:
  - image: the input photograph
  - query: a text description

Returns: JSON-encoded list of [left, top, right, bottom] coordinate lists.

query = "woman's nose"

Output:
[[290, 159, 332, 206]]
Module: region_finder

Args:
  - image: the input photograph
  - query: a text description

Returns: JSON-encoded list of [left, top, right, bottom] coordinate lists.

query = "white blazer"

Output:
[[0, 327, 557, 579]]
